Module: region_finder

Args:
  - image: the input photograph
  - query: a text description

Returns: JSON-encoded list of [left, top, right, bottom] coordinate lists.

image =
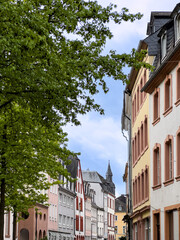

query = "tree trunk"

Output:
[[0, 125, 7, 240], [13, 209, 17, 240], [0, 178, 5, 240]]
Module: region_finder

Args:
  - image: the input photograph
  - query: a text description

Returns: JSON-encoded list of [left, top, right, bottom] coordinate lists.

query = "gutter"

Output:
[[141, 39, 180, 92]]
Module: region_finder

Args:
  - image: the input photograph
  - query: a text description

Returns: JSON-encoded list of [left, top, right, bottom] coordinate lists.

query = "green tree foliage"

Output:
[[0, 0, 152, 238]]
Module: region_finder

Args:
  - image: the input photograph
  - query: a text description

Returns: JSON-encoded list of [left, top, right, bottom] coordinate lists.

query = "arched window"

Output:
[[20, 229, 29, 240], [39, 230, 42, 240]]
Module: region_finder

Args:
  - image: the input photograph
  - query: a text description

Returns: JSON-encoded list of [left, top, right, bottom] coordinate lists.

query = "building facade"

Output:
[[142, 4, 180, 240], [82, 162, 115, 240], [58, 157, 77, 240], [75, 158, 85, 240], [114, 195, 126, 240]]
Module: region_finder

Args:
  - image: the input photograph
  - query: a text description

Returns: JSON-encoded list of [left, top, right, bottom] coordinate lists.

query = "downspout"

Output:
[[122, 90, 132, 240]]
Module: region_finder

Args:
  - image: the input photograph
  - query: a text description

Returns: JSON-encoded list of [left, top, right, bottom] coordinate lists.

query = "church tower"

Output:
[[106, 161, 115, 195]]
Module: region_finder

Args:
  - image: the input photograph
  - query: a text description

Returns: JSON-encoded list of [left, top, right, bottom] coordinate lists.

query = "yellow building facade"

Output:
[[127, 41, 154, 240], [114, 212, 126, 240]]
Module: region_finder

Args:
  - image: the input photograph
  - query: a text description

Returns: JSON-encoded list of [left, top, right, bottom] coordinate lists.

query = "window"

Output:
[[141, 122, 144, 153], [145, 167, 149, 199], [144, 116, 148, 148], [76, 196, 79, 210], [5, 211, 10, 237], [115, 215, 117, 221], [76, 215, 79, 231], [132, 139, 135, 165], [137, 86, 140, 112], [176, 63, 180, 105], [161, 31, 167, 59], [153, 88, 160, 125], [80, 216, 83, 231], [59, 214, 62, 226], [164, 74, 172, 116], [137, 129, 140, 158], [176, 128, 180, 178], [144, 70, 147, 99], [153, 144, 161, 189], [141, 171, 144, 201], [123, 226, 126, 234], [175, 14, 180, 42], [145, 218, 150, 240], [137, 175, 140, 203], [153, 210, 160, 240], [134, 223, 138, 240], [134, 94, 137, 119], [140, 78, 143, 105], [164, 135, 174, 184], [135, 134, 137, 162]]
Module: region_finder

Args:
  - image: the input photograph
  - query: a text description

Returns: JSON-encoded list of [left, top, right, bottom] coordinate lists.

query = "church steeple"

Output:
[[106, 160, 113, 182]]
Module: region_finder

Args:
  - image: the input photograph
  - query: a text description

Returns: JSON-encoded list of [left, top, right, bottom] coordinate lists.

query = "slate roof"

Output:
[[115, 195, 126, 213], [66, 155, 79, 179], [82, 170, 115, 196]]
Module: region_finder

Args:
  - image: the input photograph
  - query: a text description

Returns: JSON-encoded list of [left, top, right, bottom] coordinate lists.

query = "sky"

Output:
[[64, 0, 179, 197]]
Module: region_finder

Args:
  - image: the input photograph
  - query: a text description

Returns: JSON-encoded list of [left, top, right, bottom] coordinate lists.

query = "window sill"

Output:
[[163, 106, 173, 117], [152, 183, 161, 190], [5, 235, 10, 238], [175, 98, 180, 107], [163, 178, 174, 186], [175, 175, 180, 181], [152, 117, 160, 126]]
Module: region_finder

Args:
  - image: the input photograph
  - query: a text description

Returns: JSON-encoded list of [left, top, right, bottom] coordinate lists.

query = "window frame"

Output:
[[164, 135, 174, 186], [175, 62, 180, 106], [153, 88, 160, 125], [153, 143, 161, 190], [161, 31, 167, 60], [176, 127, 180, 180], [163, 74, 173, 116]]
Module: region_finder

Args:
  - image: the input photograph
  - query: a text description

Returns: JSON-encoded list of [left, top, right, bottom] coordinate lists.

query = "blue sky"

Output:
[[64, 0, 179, 196]]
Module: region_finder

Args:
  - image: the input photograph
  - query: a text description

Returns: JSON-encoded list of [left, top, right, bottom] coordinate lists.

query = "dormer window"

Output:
[[175, 14, 180, 42], [161, 31, 167, 59]]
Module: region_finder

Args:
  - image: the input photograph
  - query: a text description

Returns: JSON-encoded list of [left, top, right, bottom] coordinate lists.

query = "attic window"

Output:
[[175, 14, 180, 42], [161, 31, 167, 60], [119, 206, 122, 211]]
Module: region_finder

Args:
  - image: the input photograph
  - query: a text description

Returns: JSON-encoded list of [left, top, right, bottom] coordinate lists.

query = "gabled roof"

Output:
[[115, 195, 126, 212]]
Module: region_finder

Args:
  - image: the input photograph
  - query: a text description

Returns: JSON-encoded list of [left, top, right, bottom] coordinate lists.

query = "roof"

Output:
[[115, 195, 126, 213], [82, 170, 102, 183], [66, 155, 79, 179], [82, 170, 115, 196]]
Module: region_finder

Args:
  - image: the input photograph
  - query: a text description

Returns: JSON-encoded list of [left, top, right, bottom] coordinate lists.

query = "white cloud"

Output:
[[64, 114, 127, 167]]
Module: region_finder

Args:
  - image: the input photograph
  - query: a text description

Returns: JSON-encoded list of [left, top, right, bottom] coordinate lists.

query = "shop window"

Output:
[[164, 135, 174, 185], [153, 144, 161, 189]]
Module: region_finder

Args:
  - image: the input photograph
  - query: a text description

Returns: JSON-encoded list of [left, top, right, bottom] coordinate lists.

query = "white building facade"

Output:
[[142, 4, 180, 240]]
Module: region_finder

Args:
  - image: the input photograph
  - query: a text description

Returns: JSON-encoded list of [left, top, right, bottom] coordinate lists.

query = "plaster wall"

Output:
[[149, 64, 180, 240]]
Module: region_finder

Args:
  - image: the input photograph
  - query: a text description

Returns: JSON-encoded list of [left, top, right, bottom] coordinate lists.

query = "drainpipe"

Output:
[[122, 89, 133, 240]]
